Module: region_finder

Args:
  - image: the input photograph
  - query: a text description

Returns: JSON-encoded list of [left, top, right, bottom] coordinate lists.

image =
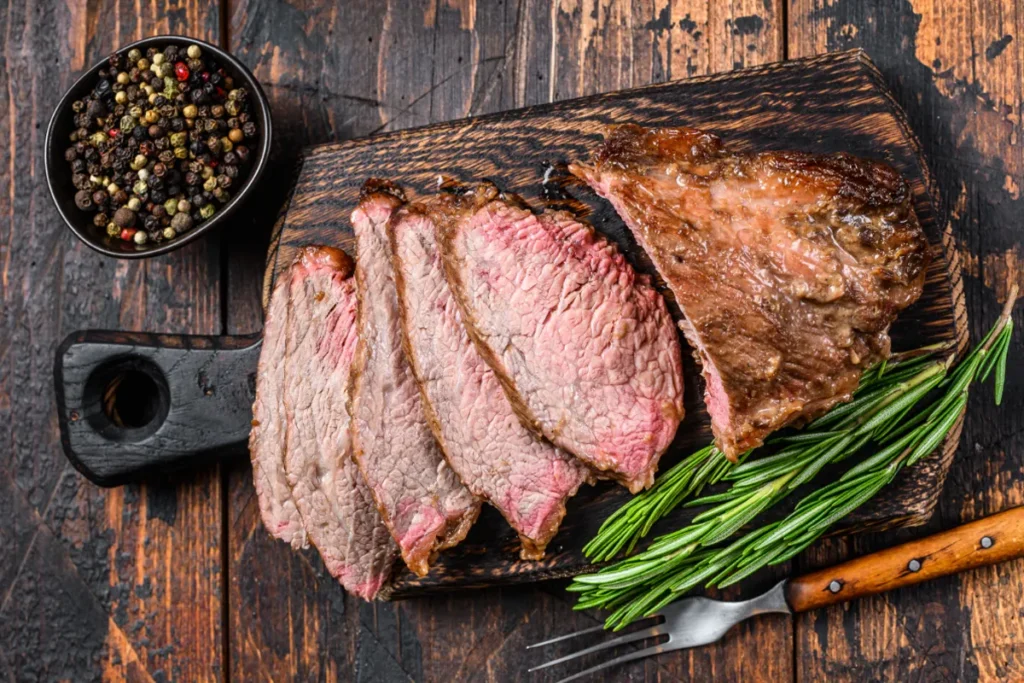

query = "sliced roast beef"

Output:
[[249, 264, 306, 549], [436, 184, 684, 493], [571, 125, 930, 459], [282, 246, 397, 600], [390, 200, 593, 560], [349, 181, 480, 576]]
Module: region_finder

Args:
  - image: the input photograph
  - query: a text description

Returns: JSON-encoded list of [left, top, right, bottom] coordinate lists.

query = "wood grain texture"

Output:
[[226, 2, 794, 682], [789, 2, 1024, 682], [0, 2, 224, 682]]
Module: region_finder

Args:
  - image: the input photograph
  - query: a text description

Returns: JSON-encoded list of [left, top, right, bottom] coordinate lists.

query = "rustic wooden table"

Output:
[[2, 2, 1021, 681]]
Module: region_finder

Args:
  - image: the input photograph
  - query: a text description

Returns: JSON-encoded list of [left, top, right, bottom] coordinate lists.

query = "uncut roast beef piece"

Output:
[[571, 125, 930, 459], [437, 184, 684, 493], [390, 200, 593, 560], [282, 246, 397, 600], [350, 181, 480, 576]]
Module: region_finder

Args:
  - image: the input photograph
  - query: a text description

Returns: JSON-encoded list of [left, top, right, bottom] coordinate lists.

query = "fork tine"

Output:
[[525, 624, 607, 649], [551, 643, 671, 683], [527, 624, 665, 673]]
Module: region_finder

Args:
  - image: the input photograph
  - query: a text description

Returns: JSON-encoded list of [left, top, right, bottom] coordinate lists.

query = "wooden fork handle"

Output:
[[785, 506, 1024, 612]]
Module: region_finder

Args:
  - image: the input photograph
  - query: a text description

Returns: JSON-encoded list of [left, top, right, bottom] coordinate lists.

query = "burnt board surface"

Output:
[[265, 49, 968, 598]]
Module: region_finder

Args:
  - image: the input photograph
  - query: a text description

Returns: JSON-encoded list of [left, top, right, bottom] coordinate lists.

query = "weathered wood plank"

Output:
[[226, 2, 789, 682], [0, 2, 224, 681], [789, 2, 1024, 682]]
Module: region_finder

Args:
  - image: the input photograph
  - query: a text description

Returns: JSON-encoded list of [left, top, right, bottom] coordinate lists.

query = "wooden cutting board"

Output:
[[263, 48, 966, 598]]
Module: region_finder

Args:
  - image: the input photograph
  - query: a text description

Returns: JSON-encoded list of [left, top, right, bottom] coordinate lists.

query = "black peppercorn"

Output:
[[148, 124, 164, 138], [138, 141, 155, 156], [93, 212, 108, 227], [94, 79, 112, 97], [234, 145, 250, 163], [65, 147, 78, 162], [152, 204, 167, 219], [170, 117, 185, 132], [242, 121, 257, 138], [72, 173, 90, 190], [113, 207, 136, 227], [154, 95, 168, 107], [184, 171, 199, 186], [75, 190, 94, 210], [144, 214, 160, 231], [150, 189, 167, 204], [154, 137, 170, 152], [189, 140, 205, 156], [166, 184, 181, 197], [216, 174, 231, 189], [222, 164, 238, 179], [190, 89, 205, 104], [71, 158, 86, 173], [91, 190, 108, 206], [113, 189, 129, 204]]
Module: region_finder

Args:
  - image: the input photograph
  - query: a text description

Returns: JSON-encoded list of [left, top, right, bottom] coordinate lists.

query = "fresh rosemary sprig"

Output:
[[582, 341, 952, 563], [572, 287, 1017, 630]]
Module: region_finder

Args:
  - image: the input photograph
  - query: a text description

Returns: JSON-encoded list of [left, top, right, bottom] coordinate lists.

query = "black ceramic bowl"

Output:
[[45, 35, 273, 258]]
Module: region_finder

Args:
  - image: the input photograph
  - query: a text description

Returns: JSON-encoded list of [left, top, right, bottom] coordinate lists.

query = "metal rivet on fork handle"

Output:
[[828, 580, 842, 593], [981, 536, 994, 549]]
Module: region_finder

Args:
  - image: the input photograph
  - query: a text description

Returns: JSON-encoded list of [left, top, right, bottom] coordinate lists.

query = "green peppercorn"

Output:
[[153, 52, 165, 66], [120, 115, 135, 131], [163, 198, 178, 216], [183, 104, 198, 119], [107, 222, 120, 237], [200, 203, 215, 219], [133, 179, 148, 195], [89, 131, 108, 146], [162, 227, 177, 240], [137, 57, 150, 70], [169, 131, 187, 147], [224, 99, 241, 117], [128, 48, 142, 62], [173, 146, 188, 160], [202, 176, 217, 192], [127, 197, 142, 211], [130, 154, 147, 171]]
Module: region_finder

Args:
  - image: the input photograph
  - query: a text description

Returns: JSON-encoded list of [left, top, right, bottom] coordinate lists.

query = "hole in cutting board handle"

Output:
[[55, 330, 263, 486], [83, 356, 171, 441]]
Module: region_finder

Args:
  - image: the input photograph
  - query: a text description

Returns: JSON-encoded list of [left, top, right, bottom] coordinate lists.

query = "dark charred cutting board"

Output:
[[55, 49, 967, 598], [264, 49, 967, 598]]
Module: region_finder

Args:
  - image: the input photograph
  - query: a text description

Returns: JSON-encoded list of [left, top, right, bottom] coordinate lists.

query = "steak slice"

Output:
[[390, 200, 593, 560], [350, 181, 480, 576], [571, 125, 930, 459], [249, 262, 306, 549], [282, 246, 397, 600], [437, 184, 684, 493]]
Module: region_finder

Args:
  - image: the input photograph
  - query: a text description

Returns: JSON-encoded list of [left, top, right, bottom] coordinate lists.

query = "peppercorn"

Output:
[[216, 174, 231, 189], [242, 121, 257, 138], [113, 207, 136, 227], [91, 190, 108, 206], [143, 214, 160, 231], [93, 212, 108, 227], [234, 145, 250, 163], [133, 179, 148, 195], [72, 159, 86, 173], [107, 222, 120, 237], [171, 211, 193, 233], [133, 230, 148, 245], [138, 141, 154, 156], [227, 128, 244, 144], [200, 203, 215, 219], [224, 99, 241, 117], [187, 44, 202, 59], [113, 189, 129, 204], [151, 189, 167, 204], [162, 227, 177, 240]]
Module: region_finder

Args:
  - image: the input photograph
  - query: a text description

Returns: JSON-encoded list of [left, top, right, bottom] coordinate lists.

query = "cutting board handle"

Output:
[[54, 330, 262, 486], [785, 505, 1024, 612]]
